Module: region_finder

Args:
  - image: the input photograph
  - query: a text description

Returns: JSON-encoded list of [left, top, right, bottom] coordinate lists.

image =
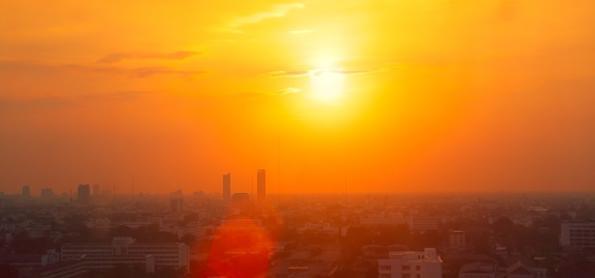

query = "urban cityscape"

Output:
[[1, 174, 594, 277], [2, 0, 595, 277]]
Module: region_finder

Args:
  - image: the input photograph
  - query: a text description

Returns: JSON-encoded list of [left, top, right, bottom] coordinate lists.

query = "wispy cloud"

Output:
[[269, 70, 310, 77], [0, 91, 152, 110], [233, 87, 303, 98], [0, 60, 202, 79], [131, 67, 202, 78], [98, 51, 198, 64], [278, 87, 302, 95], [270, 68, 378, 78], [226, 2, 305, 32]]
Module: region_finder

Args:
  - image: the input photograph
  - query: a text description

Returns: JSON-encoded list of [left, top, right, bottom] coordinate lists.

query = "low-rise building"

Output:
[[378, 248, 442, 278], [61, 237, 189, 272]]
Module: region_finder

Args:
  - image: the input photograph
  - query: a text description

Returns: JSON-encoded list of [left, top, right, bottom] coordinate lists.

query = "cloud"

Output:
[[131, 67, 203, 78], [0, 60, 202, 79], [98, 51, 198, 64], [232, 87, 303, 98], [270, 68, 378, 78], [278, 87, 302, 95], [226, 2, 305, 32], [269, 70, 310, 77], [0, 91, 152, 110]]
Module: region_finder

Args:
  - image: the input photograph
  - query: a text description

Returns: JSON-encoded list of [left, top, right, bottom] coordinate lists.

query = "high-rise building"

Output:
[[41, 188, 54, 199], [378, 248, 442, 278], [560, 222, 595, 249], [257, 169, 266, 201], [77, 184, 91, 202], [21, 185, 31, 198], [222, 173, 231, 201]]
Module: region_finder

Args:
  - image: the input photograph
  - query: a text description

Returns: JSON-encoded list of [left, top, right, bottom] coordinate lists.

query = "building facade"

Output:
[[560, 222, 595, 249], [449, 230, 466, 251], [378, 248, 442, 278], [61, 237, 189, 272]]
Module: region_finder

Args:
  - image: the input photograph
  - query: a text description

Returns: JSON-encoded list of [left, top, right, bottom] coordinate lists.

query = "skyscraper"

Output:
[[222, 173, 231, 201], [41, 188, 54, 199], [77, 184, 91, 203], [21, 185, 31, 198], [257, 169, 266, 201]]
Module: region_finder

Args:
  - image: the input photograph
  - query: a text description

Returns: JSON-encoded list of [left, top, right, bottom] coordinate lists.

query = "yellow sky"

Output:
[[1, 1, 594, 193]]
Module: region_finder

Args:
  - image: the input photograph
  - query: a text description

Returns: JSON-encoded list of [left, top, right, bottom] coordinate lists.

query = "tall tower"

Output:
[[222, 173, 231, 201], [77, 184, 91, 203], [257, 169, 266, 201], [21, 185, 31, 198]]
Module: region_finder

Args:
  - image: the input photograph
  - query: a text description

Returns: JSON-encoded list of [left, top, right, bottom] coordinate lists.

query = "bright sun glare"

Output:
[[309, 69, 345, 103]]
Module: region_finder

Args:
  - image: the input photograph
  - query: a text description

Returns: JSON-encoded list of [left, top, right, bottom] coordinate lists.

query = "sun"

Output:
[[309, 69, 345, 103]]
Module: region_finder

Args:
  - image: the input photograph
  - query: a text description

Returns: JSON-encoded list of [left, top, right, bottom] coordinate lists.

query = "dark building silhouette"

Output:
[[77, 184, 91, 202], [257, 169, 266, 201], [232, 192, 250, 203], [40, 188, 54, 198], [222, 173, 231, 201], [21, 185, 31, 198]]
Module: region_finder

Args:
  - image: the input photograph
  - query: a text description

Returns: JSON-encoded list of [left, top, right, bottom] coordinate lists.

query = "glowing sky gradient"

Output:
[[1, 1, 594, 193]]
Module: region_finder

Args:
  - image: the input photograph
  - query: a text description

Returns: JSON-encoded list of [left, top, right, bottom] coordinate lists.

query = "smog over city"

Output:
[[0, 1, 594, 277]]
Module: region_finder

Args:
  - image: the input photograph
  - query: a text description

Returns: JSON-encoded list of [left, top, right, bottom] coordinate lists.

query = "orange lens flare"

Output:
[[203, 218, 275, 277]]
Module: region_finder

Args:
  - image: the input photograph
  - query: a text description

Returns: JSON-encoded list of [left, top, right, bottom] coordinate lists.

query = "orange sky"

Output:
[[1, 0, 594, 194]]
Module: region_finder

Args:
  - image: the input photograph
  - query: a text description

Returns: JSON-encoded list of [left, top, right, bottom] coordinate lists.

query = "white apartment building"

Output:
[[560, 222, 595, 248], [61, 237, 189, 272], [378, 248, 442, 278]]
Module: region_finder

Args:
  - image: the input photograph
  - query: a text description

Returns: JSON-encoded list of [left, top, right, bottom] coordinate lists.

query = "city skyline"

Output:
[[1, 1, 595, 277], [1, 1, 594, 194]]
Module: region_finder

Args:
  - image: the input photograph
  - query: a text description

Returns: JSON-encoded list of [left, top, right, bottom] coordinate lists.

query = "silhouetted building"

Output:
[[257, 169, 266, 201], [22, 185, 31, 198], [222, 173, 231, 201], [77, 184, 91, 202], [41, 188, 54, 199], [232, 192, 250, 203]]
